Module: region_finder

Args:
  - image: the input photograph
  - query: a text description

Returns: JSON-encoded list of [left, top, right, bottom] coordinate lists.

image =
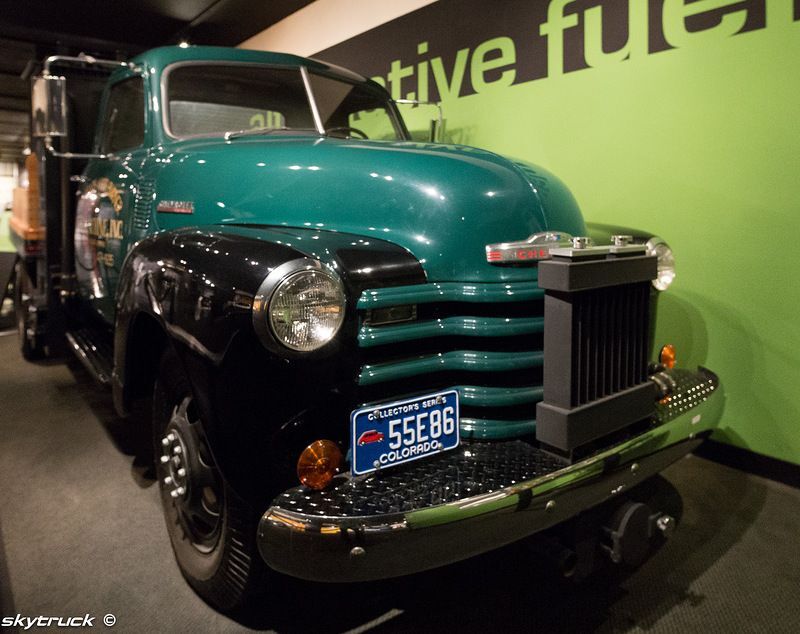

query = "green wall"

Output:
[[452, 17, 800, 464], [320, 1, 800, 464]]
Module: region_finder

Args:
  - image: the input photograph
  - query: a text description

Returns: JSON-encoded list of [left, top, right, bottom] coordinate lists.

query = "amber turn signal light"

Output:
[[297, 440, 343, 490], [659, 344, 676, 369]]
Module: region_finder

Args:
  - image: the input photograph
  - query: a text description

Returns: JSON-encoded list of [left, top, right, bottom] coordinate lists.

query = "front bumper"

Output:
[[258, 368, 722, 582]]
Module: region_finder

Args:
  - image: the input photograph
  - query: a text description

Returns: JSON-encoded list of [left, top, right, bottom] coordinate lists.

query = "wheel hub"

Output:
[[17, 288, 36, 342], [160, 430, 189, 499], [158, 396, 222, 552]]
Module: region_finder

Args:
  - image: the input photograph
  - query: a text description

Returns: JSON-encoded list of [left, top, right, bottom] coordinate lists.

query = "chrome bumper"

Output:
[[258, 368, 722, 582]]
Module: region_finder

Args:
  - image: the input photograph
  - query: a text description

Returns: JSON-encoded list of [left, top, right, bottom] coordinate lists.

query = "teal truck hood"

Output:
[[152, 137, 585, 283]]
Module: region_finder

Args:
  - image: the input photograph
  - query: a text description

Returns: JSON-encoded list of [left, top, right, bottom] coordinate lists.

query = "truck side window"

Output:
[[101, 77, 145, 153]]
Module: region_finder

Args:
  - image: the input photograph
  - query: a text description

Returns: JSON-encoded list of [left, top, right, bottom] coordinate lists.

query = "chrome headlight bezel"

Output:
[[646, 236, 675, 291], [252, 258, 346, 354]]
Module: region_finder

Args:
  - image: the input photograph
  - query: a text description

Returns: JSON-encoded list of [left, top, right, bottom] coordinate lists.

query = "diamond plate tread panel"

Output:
[[655, 368, 718, 423], [275, 440, 565, 518]]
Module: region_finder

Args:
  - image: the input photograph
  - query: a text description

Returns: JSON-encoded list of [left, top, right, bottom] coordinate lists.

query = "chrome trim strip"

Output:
[[45, 145, 108, 160], [460, 416, 536, 439], [358, 315, 544, 347], [358, 349, 544, 385], [455, 384, 543, 407], [357, 281, 544, 309], [300, 66, 325, 135], [43, 54, 135, 75]]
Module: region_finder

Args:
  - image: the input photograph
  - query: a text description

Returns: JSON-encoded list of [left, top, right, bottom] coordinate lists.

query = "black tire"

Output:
[[153, 349, 266, 611], [13, 260, 45, 360]]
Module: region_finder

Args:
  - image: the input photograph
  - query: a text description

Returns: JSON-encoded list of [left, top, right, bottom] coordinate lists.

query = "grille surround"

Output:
[[354, 251, 658, 450]]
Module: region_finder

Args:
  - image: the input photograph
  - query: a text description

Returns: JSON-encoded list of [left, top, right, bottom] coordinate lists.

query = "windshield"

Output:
[[306, 72, 406, 141], [165, 63, 407, 141]]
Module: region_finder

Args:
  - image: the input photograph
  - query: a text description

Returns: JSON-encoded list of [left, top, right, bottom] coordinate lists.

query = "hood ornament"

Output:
[[485, 231, 573, 264]]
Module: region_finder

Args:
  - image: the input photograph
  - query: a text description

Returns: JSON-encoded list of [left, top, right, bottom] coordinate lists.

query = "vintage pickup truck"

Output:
[[12, 45, 722, 611]]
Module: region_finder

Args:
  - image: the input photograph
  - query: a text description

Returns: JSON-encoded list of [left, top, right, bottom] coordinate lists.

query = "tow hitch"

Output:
[[525, 479, 680, 580], [601, 501, 676, 567]]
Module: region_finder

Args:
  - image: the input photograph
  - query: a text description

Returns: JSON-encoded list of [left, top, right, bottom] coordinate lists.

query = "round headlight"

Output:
[[646, 237, 675, 291], [253, 259, 346, 353]]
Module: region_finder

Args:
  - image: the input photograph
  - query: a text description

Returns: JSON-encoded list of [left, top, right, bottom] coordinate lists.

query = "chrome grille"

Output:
[[356, 281, 544, 440]]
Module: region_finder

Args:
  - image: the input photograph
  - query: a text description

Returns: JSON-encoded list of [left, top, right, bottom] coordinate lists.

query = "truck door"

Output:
[[75, 76, 146, 323]]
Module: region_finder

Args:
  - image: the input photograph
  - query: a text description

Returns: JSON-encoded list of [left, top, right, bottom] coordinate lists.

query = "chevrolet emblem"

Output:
[[156, 200, 194, 214], [485, 231, 572, 264]]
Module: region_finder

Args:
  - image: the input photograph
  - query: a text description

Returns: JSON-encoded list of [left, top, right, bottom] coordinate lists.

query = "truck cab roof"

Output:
[[121, 45, 368, 85]]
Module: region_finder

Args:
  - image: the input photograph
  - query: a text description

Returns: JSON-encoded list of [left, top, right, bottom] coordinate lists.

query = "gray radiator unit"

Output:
[[535, 243, 658, 458]]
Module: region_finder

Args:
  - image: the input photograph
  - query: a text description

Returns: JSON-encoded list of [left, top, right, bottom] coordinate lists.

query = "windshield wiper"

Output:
[[223, 126, 318, 140]]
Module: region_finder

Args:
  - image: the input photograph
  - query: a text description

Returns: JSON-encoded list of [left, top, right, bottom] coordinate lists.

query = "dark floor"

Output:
[[2, 331, 800, 633]]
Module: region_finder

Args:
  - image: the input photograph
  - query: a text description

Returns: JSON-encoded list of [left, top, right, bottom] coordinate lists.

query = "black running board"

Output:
[[65, 329, 113, 386]]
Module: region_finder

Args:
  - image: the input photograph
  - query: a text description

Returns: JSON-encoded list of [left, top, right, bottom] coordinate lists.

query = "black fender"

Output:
[[113, 224, 424, 506]]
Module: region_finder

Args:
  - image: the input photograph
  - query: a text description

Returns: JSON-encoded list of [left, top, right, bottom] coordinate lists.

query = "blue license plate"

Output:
[[350, 389, 460, 476]]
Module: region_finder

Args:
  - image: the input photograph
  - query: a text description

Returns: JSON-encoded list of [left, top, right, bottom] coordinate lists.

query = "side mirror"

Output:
[[429, 119, 440, 144], [395, 99, 444, 143], [31, 75, 68, 138]]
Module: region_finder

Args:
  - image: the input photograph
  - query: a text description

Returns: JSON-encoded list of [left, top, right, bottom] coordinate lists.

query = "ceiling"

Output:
[[0, 0, 314, 163]]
